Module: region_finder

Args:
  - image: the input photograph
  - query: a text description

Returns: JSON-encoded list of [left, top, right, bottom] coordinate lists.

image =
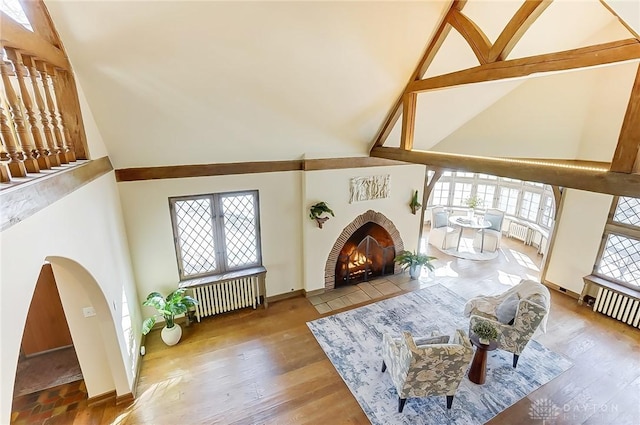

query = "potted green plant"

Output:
[[409, 190, 422, 215], [472, 320, 498, 345], [142, 288, 198, 346], [393, 250, 437, 280], [309, 201, 335, 228]]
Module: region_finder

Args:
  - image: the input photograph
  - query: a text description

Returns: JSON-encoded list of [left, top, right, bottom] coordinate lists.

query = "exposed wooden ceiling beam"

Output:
[[488, 0, 552, 62], [448, 9, 491, 64], [407, 39, 640, 94], [0, 12, 68, 70], [551, 186, 562, 218], [423, 169, 443, 208], [505, 158, 610, 169], [400, 92, 417, 150], [18, 0, 61, 48], [610, 63, 640, 173], [371, 147, 640, 198], [370, 1, 466, 149]]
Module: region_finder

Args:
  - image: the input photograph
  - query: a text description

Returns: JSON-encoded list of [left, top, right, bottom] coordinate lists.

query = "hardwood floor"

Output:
[[39, 237, 640, 424]]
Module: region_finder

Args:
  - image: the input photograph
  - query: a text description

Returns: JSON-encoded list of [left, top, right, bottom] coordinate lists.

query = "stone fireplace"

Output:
[[324, 210, 404, 290]]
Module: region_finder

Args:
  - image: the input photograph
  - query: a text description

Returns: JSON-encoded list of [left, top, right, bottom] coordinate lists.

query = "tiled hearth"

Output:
[[307, 273, 433, 314]]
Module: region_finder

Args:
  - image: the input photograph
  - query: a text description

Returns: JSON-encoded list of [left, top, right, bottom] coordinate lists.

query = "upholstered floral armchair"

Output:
[[381, 329, 473, 413], [464, 279, 550, 367]]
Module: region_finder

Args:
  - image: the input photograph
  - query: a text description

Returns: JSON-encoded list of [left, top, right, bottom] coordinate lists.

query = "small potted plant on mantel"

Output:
[[472, 320, 498, 345], [393, 250, 437, 280], [142, 288, 198, 346]]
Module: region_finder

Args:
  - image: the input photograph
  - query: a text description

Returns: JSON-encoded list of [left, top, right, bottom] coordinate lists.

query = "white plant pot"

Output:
[[479, 337, 490, 345], [161, 324, 182, 346], [409, 264, 422, 280]]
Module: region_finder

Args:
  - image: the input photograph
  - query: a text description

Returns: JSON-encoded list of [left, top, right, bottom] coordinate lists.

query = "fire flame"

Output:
[[348, 251, 371, 268]]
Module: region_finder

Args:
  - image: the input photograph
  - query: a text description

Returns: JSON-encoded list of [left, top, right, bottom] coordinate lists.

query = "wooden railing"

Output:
[[0, 47, 78, 182], [1, 1, 88, 186]]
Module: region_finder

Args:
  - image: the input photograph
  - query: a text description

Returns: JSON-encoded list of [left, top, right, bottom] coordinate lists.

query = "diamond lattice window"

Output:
[[170, 191, 261, 280], [222, 194, 258, 268], [596, 234, 640, 288], [174, 198, 217, 277], [613, 197, 640, 228]]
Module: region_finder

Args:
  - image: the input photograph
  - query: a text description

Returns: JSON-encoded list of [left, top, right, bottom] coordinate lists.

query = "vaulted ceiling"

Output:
[[43, 0, 639, 170]]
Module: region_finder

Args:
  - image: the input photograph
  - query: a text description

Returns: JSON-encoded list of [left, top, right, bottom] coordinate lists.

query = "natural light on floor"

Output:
[[432, 261, 459, 278], [508, 249, 540, 272], [497, 271, 523, 287]]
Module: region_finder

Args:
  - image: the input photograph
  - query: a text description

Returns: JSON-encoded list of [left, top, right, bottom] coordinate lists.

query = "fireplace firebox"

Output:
[[324, 210, 404, 290], [335, 222, 395, 286]]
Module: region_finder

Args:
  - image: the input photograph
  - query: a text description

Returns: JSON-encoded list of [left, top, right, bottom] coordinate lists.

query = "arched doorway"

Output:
[[11, 257, 130, 423], [13, 263, 83, 398]]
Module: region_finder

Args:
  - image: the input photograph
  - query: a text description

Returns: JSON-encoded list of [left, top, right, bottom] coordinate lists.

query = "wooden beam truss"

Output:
[[371, 147, 640, 198], [610, 63, 640, 173], [406, 39, 640, 94], [369, 0, 640, 195]]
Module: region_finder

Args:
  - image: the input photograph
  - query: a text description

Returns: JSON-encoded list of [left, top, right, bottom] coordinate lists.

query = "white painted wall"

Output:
[[434, 67, 600, 159], [0, 172, 140, 425], [75, 77, 108, 159], [117, 171, 304, 302], [545, 189, 613, 294], [302, 164, 426, 292], [50, 258, 129, 398], [46, 0, 448, 167], [606, 0, 640, 34], [577, 61, 638, 161]]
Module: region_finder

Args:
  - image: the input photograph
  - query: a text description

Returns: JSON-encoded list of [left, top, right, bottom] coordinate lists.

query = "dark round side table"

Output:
[[468, 334, 498, 385]]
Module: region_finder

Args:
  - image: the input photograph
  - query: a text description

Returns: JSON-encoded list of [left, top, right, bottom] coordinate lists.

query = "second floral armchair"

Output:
[[381, 329, 473, 413]]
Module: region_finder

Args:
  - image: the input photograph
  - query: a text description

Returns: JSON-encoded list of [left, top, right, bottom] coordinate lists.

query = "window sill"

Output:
[[179, 266, 267, 289], [582, 274, 640, 300]]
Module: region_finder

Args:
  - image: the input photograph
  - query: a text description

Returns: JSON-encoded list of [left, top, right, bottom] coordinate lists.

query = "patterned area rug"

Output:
[[307, 284, 572, 425], [13, 346, 83, 397]]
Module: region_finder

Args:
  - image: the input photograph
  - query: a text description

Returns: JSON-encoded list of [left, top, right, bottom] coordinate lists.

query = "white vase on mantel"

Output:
[[161, 324, 182, 346]]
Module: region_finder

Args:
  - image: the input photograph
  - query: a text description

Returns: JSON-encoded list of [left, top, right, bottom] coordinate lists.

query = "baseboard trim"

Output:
[[116, 392, 135, 406], [303, 288, 325, 297], [87, 390, 116, 407], [543, 280, 580, 300], [266, 290, 304, 303]]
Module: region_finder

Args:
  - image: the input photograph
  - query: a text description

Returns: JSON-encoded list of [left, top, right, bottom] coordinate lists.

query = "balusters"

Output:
[[0, 59, 39, 173], [0, 131, 12, 182], [49, 67, 76, 162], [23, 56, 60, 167], [0, 104, 27, 177], [35, 60, 69, 164], [0, 163, 9, 183], [5, 48, 51, 170]]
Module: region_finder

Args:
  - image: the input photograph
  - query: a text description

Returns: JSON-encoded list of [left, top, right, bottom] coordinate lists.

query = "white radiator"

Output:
[[508, 222, 529, 242], [593, 287, 640, 329], [191, 277, 261, 322]]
